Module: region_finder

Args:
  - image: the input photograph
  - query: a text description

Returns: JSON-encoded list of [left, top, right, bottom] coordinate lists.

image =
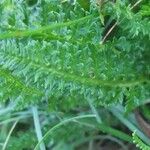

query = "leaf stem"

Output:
[[110, 105, 150, 145], [34, 114, 96, 150], [1, 54, 149, 88], [0, 15, 93, 40], [32, 106, 46, 150], [97, 123, 132, 143], [2, 120, 18, 150]]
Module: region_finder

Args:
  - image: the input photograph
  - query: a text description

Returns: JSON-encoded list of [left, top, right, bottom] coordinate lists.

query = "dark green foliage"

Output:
[[6, 130, 37, 150]]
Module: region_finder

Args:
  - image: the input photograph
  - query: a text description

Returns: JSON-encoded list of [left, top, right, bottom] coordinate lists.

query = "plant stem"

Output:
[[87, 98, 102, 123], [2, 120, 18, 150], [110, 105, 150, 145], [32, 106, 46, 150], [0, 15, 93, 40], [97, 123, 132, 143], [34, 114, 96, 150]]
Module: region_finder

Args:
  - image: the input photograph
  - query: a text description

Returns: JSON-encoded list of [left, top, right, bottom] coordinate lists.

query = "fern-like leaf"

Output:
[[132, 132, 150, 150], [0, 0, 149, 111]]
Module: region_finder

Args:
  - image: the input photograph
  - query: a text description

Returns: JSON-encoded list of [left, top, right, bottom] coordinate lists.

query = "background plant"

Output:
[[0, 0, 150, 149]]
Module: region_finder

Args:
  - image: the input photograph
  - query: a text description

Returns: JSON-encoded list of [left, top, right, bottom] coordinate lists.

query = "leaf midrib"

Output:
[[0, 15, 93, 40], [0, 52, 149, 88]]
